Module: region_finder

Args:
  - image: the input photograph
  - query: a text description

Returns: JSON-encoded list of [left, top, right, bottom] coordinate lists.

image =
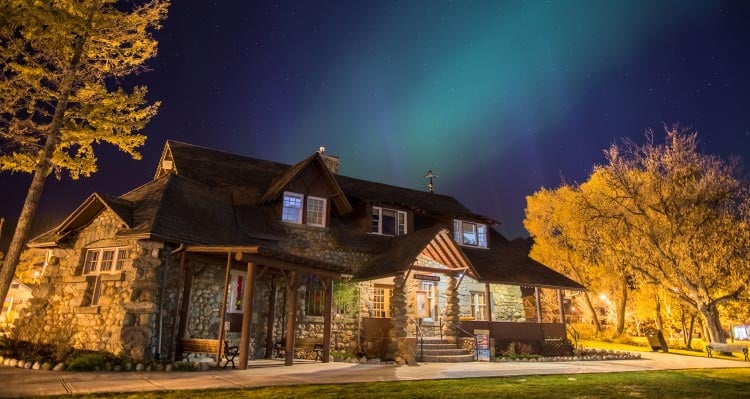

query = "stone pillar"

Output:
[[442, 276, 460, 340], [388, 273, 408, 361]]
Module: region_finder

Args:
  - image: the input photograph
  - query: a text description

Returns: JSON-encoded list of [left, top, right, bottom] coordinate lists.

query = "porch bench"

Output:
[[274, 338, 323, 361], [179, 338, 239, 368], [706, 342, 748, 361]]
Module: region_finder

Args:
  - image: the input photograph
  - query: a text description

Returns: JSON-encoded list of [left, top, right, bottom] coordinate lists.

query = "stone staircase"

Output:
[[416, 338, 475, 363]]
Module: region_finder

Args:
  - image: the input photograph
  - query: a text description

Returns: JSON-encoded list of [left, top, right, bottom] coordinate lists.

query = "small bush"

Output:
[[171, 361, 198, 371], [67, 352, 111, 371], [502, 341, 536, 357]]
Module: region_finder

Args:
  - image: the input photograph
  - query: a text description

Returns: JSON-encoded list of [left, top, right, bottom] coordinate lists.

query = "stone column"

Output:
[[442, 276, 460, 340], [388, 273, 408, 362]]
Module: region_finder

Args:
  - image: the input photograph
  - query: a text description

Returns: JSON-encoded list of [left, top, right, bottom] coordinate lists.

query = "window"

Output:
[[305, 277, 325, 316], [373, 286, 392, 318], [227, 271, 246, 313], [81, 247, 128, 306], [471, 291, 487, 320], [371, 207, 407, 236], [306, 196, 327, 227], [453, 220, 488, 248], [282, 192, 304, 223]]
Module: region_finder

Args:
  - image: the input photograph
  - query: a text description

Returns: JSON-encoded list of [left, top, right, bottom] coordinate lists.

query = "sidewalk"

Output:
[[1, 352, 748, 398]]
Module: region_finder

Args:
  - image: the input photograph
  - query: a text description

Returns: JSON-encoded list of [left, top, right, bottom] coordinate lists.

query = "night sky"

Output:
[[2, 0, 750, 239]]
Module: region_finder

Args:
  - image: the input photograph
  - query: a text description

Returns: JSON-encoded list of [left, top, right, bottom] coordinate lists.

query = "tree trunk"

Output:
[[0, 35, 86, 304], [615, 280, 627, 336], [685, 313, 696, 349], [654, 297, 664, 331], [582, 292, 602, 333], [697, 303, 724, 343]]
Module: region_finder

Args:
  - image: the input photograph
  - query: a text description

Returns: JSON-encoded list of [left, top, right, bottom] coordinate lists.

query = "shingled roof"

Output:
[[463, 231, 586, 290]]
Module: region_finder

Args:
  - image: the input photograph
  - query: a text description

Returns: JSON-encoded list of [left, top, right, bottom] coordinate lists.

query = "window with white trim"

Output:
[[281, 192, 304, 223], [371, 207, 407, 236], [372, 285, 392, 318], [470, 291, 487, 320], [81, 247, 128, 306], [305, 277, 325, 316], [306, 196, 327, 227], [227, 271, 246, 313], [453, 220, 488, 248]]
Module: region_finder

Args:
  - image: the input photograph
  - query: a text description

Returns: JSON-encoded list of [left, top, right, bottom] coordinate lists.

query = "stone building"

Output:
[[12, 141, 584, 367]]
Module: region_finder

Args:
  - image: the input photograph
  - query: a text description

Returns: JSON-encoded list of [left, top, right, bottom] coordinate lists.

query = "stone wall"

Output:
[[456, 277, 526, 322], [13, 209, 174, 361]]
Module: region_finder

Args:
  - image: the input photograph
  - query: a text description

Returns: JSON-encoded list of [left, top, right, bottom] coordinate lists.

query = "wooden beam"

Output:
[[557, 289, 566, 325], [535, 287, 543, 323], [216, 253, 232, 367], [410, 265, 467, 277], [239, 262, 257, 369], [485, 283, 493, 322], [284, 271, 298, 366], [322, 277, 333, 363], [176, 260, 194, 358], [236, 253, 342, 279], [169, 251, 187, 360], [185, 245, 259, 254], [265, 278, 277, 359]]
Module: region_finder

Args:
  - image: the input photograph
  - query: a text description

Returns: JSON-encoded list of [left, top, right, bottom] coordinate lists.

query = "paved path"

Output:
[[2, 352, 748, 397]]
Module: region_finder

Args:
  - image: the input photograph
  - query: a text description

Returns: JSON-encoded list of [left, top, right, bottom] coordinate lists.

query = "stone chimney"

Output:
[[318, 146, 340, 174]]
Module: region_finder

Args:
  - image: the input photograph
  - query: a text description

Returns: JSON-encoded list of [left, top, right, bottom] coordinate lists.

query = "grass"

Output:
[[578, 338, 750, 362], [35, 369, 750, 399]]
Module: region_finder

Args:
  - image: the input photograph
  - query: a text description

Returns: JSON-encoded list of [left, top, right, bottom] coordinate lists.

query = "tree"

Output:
[[0, 0, 168, 304], [527, 128, 750, 343]]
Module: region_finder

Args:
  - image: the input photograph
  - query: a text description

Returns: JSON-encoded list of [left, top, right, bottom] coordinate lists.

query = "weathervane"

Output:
[[424, 170, 438, 193]]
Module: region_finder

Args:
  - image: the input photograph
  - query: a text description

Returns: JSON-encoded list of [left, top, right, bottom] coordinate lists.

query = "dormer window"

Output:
[[306, 196, 327, 227], [453, 220, 488, 248], [371, 206, 407, 236], [282, 192, 304, 223], [282, 192, 328, 226]]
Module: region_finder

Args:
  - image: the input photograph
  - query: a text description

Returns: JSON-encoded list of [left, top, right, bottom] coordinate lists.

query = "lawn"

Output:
[[578, 338, 750, 362], [37, 369, 750, 399]]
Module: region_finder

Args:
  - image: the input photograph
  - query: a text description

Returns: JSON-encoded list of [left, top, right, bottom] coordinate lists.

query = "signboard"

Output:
[[413, 273, 440, 281], [474, 329, 490, 362], [415, 291, 429, 318]]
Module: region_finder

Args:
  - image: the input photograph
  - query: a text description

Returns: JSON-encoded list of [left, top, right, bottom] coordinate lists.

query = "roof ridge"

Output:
[[167, 139, 292, 167]]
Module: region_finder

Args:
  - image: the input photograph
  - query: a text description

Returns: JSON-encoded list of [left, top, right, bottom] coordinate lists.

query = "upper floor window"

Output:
[[306, 196, 327, 227], [282, 192, 304, 223], [282, 192, 328, 227], [453, 220, 488, 248], [371, 207, 407, 236]]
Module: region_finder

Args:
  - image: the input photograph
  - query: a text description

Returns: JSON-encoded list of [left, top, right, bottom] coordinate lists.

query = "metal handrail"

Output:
[[454, 324, 479, 360], [407, 316, 425, 362]]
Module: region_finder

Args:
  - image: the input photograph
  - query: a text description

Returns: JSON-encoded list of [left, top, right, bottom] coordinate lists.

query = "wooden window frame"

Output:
[[371, 206, 407, 236], [453, 220, 488, 248], [281, 192, 304, 224], [306, 196, 327, 227]]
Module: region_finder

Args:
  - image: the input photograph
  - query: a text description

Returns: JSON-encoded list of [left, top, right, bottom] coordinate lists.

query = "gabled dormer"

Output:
[[259, 150, 352, 227], [154, 141, 177, 179], [453, 219, 490, 249]]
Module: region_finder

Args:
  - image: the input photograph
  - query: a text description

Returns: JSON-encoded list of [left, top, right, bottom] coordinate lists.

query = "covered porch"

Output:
[[172, 244, 350, 368]]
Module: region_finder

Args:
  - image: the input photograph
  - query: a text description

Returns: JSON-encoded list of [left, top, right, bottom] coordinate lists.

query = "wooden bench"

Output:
[[706, 342, 748, 362], [179, 338, 240, 368], [274, 338, 323, 362]]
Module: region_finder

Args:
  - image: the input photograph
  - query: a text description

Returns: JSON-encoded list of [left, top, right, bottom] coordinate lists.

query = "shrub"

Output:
[[171, 361, 198, 371], [502, 341, 536, 357], [66, 352, 112, 371]]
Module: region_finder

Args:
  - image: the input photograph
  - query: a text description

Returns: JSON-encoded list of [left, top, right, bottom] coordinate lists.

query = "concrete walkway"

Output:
[[1, 352, 748, 398]]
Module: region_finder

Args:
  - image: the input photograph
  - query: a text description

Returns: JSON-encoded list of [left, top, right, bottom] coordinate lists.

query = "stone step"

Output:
[[419, 348, 470, 356], [419, 353, 476, 363], [420, 343, 457, 350]]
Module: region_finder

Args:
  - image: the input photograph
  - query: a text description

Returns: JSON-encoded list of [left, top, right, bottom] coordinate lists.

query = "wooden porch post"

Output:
[[284, 271, 298, 366], [322, 277, 333, 363], [170, 252, 187, 360], [216, 253, 232, 367], [557, 289, 566, 324], [535, 287, 543, 323], [264, 278, 277, 358], [239, 262, 257, 369], [484, 283, 492, 322]]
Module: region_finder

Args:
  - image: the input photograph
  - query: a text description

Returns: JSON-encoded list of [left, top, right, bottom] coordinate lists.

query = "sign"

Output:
[[474, 329, 490, 362], [413, 273, 440, 281], [733, 325, 749, 340]]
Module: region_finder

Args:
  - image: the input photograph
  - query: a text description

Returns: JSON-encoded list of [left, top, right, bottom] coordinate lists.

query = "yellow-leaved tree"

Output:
[[0, 0, 169, 304], [527, 128, 750, 343]]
